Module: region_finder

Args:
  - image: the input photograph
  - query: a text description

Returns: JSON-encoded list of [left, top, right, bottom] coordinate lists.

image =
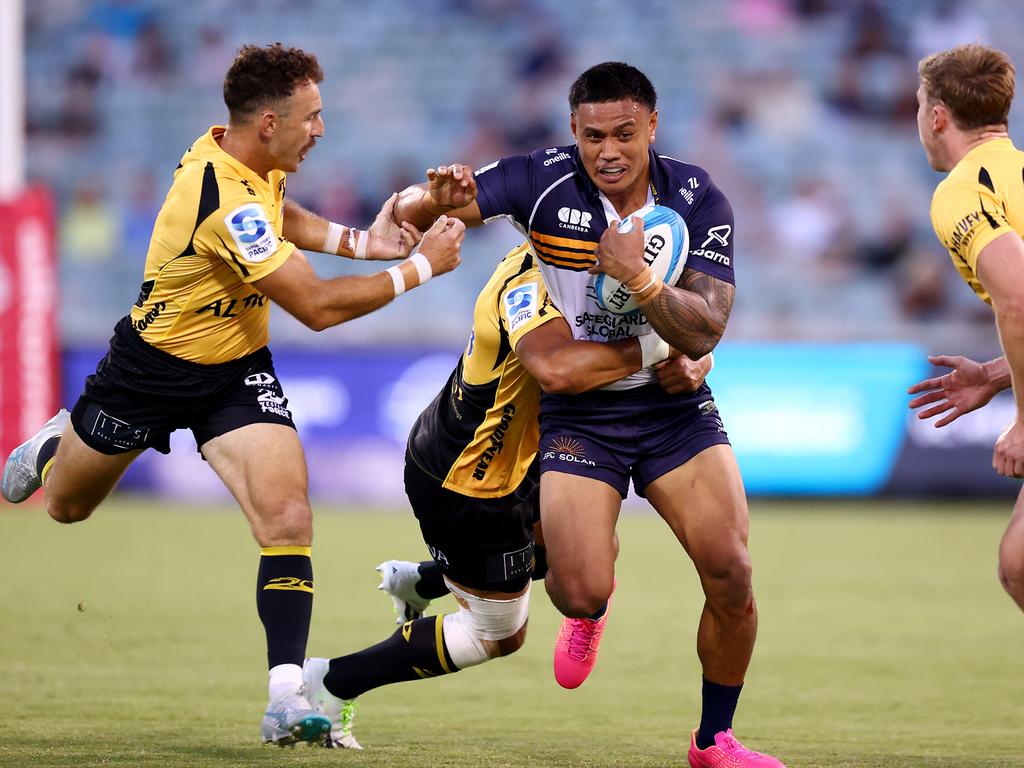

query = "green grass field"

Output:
[[1, 497, 1022, 768]]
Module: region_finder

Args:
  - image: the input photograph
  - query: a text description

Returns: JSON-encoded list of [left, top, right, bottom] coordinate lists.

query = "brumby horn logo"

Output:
[[701, 224, 731, 248], [557, 207, 592, 232]]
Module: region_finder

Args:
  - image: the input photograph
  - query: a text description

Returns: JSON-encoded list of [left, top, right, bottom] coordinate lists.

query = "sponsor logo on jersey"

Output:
[[557, 207, 592, 232], [678, 186, 695, 205], [541, 435, 597, 466], [543, 151, 572, 167], [225, 204, 279, 263], [701, 224, 732, 248], [132, 301, 166, 332], [194, 292, 267, 318], [473, 404, 516, 480], [691, 248, 731, 266], [505, 282, 538, 333]]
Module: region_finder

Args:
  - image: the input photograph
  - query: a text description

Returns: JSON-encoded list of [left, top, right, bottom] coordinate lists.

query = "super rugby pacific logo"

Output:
[[504, 283, 538, 333], [229, 207, 268, 243], [225, 204, 279, 263]]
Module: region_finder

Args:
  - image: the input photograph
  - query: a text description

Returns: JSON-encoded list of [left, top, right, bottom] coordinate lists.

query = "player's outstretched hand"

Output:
[[367, 193, 422, 260], [655, 352, 713, 394], [906, 354, 998, 427], [418, 215, 465, 276], [994, 420, 1024, 477], [590, 216, 645, 281], [426, 164, 477, 211]]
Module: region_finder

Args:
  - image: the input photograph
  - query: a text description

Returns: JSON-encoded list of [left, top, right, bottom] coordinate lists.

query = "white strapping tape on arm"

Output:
[[323, 222, 343, 255], [386, 265, 405, 296], [639, 333, 671, 368], [409, 252, 432, 285]]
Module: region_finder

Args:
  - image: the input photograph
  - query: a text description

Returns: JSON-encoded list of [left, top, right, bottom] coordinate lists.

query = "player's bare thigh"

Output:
[[45, 423, 141, 523], [643, 444, 750, 570], [540, 470, 620, 616], [201, 422, 312, 547]]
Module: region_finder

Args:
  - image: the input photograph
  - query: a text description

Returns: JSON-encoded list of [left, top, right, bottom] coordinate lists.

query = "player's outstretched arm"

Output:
[[978, 231, 1024, 477], [394, 164, 483, 231], [906, 354, 1007, 427], [282, 195, 419, 260], [515, 318, 673, 394], [255, 216, 464, 330]]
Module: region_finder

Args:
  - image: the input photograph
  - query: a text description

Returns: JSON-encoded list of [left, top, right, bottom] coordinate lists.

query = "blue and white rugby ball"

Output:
[[594, 204, 688, 315]]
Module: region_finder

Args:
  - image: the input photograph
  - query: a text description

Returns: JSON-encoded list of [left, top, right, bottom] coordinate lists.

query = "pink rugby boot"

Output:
[[553, 584, 614, 689], [688, 729, 787, 768]]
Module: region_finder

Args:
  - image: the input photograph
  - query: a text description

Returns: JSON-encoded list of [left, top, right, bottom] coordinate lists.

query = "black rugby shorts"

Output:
[[404, 453, 539, 593], [71, 317, 295, 455]]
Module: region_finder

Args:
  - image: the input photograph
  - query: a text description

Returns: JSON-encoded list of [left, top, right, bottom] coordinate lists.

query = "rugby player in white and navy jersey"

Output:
[[395, 62, 785, 768]]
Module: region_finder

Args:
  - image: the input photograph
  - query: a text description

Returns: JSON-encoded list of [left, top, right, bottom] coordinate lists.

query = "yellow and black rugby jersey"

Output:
[[128, 126, 296, 363], [407, 244, 561, 498], [930, 137, 1024, 306]]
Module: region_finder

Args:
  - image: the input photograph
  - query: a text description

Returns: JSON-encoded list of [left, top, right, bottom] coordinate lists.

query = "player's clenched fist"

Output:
[[418, 215, 466, 276], [427, 164, 477, 210]]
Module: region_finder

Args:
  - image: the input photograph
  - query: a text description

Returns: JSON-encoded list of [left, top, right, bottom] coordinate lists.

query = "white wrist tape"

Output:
[[410, 252, 432, 286], [386, 265, 406, 296], [354, 229, 368, 259], [323, 222, 343, 255], [639, 333, 671, 367]]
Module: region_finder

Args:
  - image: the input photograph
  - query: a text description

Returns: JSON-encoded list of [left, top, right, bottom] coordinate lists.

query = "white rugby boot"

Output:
[[260, 688, 331, 747], [376, 559, 432, 624], [1, 409, 69, 503], [303, 657, 363, 749]]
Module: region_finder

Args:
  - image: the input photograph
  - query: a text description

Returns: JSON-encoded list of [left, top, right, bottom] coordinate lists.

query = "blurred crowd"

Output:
[[22, 0, 1022, 350]]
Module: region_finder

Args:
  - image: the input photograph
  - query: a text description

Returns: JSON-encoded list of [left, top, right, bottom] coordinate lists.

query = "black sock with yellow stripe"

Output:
[[257, 546, 313, 668], [323, 615, 457, 700]]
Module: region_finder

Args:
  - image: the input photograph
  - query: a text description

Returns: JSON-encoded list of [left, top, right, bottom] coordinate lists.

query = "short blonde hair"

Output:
[[918, 44, 1015, 130]]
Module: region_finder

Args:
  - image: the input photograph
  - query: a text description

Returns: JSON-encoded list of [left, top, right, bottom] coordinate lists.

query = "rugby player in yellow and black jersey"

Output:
[[0, 44, 465, 747], [908, 44, 1024, 614], [301, 243, 711, 729]]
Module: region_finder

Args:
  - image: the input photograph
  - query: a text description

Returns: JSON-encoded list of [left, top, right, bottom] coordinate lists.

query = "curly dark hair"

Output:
[[569, 62, 657, 112], [223, 43, 324, 122]]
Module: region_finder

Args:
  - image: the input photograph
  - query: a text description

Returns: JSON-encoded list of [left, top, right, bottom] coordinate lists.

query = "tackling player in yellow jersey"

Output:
[[299, 243, 712, 748], [0, 44, 464, 746], [908, 43, 1024, 612]]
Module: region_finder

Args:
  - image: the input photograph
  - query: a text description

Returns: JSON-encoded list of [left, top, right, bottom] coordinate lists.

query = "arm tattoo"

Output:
[[641, 269, 734, 358]]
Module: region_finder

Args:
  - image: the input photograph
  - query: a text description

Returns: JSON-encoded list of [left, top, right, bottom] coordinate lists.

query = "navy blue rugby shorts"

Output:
[[538, 382, 731, 499], [70, 317, 295, 455]]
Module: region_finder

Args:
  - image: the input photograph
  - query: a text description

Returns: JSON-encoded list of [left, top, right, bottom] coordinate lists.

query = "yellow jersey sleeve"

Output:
[[931, 180, 1014, 274], [196, 200, 296, 282], [500, 269, 562, 350]]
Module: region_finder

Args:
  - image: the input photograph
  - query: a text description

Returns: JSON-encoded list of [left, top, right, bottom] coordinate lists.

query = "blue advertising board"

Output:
[[61, 342, 1017, 502]]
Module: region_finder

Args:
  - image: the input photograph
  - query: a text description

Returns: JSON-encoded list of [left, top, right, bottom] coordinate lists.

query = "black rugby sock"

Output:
[[257, 547, 313, 668], [415, 561, 449, 599], [696, 677, 743, 749], [35, 436, 60, 480], [323, 615, 458, 700]]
